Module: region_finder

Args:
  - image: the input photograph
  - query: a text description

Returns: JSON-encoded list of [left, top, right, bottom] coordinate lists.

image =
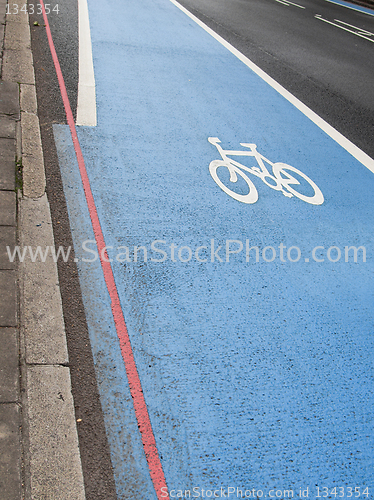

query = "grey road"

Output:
[[177, 0, 374, 158]]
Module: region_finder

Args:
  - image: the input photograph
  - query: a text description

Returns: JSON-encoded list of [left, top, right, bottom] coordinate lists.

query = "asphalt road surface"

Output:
[[29, 0, 374, 498], [176, 0, 374, 158]]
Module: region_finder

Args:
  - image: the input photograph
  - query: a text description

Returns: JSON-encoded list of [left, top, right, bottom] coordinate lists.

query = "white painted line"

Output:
[[168, 0, 374, 175], [275, 0, 305, 8], [315, 14, 374, 43], [285, 0, 306, 9], [324, 0, 374, 17], [335, 19, 374, 37], [76, 0, 97, 126]]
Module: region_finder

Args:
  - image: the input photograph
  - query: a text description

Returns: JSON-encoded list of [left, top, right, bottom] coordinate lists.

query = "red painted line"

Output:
[[39, 2, 168, 497]]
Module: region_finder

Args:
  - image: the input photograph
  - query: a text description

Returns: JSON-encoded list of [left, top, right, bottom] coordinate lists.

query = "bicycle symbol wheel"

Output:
[[272, 162, 324, 205], [209, 160, 259, 204]]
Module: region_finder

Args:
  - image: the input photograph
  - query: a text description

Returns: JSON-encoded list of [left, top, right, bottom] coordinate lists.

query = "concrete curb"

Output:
[[1, 6, 86, 499], [19, 194, 69, 365], [27, 366, 86, 500], [21, 113, 46, 198]]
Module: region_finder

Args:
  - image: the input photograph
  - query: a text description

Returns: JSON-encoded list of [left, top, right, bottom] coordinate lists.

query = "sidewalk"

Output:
[[0, 3, 86, 499], [0, 3, 22, 495]]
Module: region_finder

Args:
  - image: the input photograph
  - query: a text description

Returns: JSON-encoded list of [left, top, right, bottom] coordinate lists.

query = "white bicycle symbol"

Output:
[[208, 137, 324, 205]]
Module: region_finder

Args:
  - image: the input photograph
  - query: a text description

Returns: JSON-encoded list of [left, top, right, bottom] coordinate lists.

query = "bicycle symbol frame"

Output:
[[208, 137, 324, 205]]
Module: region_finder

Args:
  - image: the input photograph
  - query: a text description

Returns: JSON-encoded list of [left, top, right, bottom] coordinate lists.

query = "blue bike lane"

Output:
[[53, 0, 374, 497]]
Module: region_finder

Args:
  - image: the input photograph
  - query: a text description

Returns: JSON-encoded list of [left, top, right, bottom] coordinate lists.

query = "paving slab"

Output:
[[27, 365, 86, 500], [2, 49, 35, 84], [0, 115, 16, 139], [0, 328, 19, 402], [0, 81, 20, 118], [0, 226, 16, 269], [0, 137, 16, 191], [0, 404, 22, 500], [4, 19, 31, 50], [0, 270, 17, 326], [3, 11, 28, 24], [0, 160, 15, 190], [0, 0, 6, 23], [0, 137, 15, 158], [0, 191, 16, 225]]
